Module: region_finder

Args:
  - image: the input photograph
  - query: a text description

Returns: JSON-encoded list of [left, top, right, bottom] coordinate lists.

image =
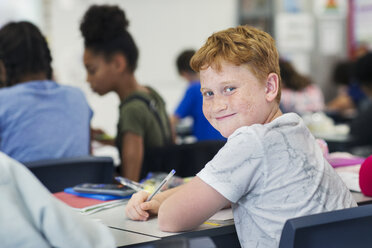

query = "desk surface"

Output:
[[352, 192, 372, 205], [86, 191, 372, 248], [56, 168, 372, 248], [108, 227, 159, 247], [89, 203, 235, 239], [86, 192, 372, 247]]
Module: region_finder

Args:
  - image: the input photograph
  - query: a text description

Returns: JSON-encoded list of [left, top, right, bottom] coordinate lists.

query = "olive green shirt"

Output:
[[116, 86, 171, 178]]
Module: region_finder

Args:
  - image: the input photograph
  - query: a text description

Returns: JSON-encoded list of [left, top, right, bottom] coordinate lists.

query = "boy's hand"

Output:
[[125, 191, 161, 221]]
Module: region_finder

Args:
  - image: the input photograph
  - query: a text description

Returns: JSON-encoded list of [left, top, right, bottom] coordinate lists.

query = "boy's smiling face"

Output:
[[200, 61, 280, 138]]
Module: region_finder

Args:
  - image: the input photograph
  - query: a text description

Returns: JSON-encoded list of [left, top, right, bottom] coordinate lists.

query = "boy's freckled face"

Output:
[[200, 62, 270, 138]]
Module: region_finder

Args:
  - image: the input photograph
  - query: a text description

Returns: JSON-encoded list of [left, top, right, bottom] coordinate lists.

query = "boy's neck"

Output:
[[265, 105, 283, 124]]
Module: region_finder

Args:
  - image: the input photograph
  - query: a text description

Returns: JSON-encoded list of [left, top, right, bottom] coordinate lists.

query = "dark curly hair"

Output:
[[176, 49, 196, 74], [80, 5, 139, 73], [0, 21, 53, 86], [354, 52, 372, 88], [332, 61, 353, 86]]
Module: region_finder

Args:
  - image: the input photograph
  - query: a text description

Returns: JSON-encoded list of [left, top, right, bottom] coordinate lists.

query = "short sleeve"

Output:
[[119, 101, 151, 137], [197, 127, 265, 203]]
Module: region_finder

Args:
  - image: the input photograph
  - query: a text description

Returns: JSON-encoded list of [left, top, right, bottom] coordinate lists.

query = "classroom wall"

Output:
[[3, 1, 363, 138], [47, 0, 238, 136]]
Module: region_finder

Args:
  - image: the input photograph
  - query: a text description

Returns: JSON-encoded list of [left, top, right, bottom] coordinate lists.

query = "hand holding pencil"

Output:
[[125, 170, 176, 221]]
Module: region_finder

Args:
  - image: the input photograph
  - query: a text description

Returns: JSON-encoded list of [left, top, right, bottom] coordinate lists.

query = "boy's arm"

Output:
[[158, 176, 230, 232]]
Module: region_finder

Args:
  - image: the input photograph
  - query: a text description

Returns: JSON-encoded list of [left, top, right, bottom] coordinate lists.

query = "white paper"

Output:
[[208, 208, 233, 221], [335, 167, 361, 192]]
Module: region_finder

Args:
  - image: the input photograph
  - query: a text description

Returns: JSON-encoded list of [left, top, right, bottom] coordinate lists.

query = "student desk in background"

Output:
[[351, 192, 372, 205], [333, 162, 372, 205], [315, 133, 354, 153]]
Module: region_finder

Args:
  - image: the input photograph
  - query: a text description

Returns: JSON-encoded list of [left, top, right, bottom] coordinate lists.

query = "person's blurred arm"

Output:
[[326, 85, 355, 112], [91, 127, 115, 146], [121, 132, 144, 181], [170, 115, 180, 142], [0, 152, 115, 248]]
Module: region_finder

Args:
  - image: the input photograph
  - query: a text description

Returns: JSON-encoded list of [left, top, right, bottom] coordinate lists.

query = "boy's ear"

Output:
[[264, 73, 279, 102]]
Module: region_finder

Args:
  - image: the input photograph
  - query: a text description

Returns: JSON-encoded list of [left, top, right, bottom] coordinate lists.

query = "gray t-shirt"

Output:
[[197, 113, 356, 248]]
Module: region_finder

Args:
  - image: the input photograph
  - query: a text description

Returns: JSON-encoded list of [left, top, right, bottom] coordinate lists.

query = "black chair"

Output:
[[24, 156, 114, 193], [279, 205, 372, 248], [141, 140, 226, 179]]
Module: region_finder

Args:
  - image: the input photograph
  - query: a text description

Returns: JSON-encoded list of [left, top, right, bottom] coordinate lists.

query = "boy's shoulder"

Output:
[[229, 113, 303, 138]]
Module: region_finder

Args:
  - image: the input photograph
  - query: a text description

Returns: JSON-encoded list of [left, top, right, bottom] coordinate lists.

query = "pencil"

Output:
[[146, 169, 175, 201]]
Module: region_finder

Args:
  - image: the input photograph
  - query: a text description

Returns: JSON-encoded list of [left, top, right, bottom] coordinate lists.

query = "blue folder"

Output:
[[64, 187, 131, 201]]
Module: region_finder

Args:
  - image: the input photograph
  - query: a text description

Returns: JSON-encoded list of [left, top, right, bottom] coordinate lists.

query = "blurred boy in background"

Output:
[[171, 49, 225, 141]]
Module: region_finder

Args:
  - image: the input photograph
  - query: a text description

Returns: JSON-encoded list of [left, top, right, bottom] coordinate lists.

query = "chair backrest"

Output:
[[24, 156, 114, 193], [141, 140, 226, 179], [279, 205, 372, 248]]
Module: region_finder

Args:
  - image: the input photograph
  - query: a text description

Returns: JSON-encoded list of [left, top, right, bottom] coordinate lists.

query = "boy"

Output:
[[125, 25, 356, 248]]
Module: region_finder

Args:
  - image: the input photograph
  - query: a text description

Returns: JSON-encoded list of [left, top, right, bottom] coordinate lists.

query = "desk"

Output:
[[315, 133, 354, 153], [108, 228, 159, 247], [88, 203, 239, 248], [87, 192, 371, 248], [333, 162, 372, 205], [56, 188, 372, 248], [352, 192, 372, 205]]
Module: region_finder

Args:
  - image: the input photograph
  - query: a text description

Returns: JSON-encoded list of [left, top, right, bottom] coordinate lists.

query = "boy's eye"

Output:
[[225, 87, 236, 93], [203, 91, 214, 97]]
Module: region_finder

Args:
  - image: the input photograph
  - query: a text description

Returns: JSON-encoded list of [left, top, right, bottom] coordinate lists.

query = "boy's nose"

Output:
[[212, 96, 227, 112]]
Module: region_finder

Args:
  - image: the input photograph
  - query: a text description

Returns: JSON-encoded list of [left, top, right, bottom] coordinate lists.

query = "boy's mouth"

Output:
[[215, 113, 236, 121]]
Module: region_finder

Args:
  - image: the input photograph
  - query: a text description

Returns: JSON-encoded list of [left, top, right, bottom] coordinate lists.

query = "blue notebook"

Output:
[[64, 187, 131, 201]]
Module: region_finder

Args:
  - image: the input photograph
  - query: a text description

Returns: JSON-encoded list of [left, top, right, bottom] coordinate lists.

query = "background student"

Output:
[[125, 25, 356, 248], [0, 21, 92, 163], [0, 151, 115, 248], [171, 49, 225, 141], [326, 60, 366, 122], [80, 5, 172, 182], [279, 58, 325, 115], [350, 52, 372, 148]]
